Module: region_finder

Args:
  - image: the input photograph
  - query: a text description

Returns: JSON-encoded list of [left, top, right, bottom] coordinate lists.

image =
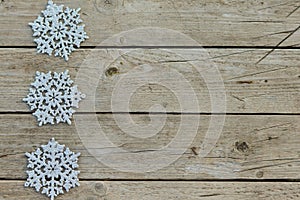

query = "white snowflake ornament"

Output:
[[25, 138, 81, 200], [29, 0, 88, 61], [23, 70, 85, 126]]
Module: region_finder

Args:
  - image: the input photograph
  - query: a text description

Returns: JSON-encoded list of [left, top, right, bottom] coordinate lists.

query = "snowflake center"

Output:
[[51, 22, 67, 40], [49, 91, 59, 99], [55, 23, 65, 33], [44, 158, 64, 179], [45, 89, 63, 107]]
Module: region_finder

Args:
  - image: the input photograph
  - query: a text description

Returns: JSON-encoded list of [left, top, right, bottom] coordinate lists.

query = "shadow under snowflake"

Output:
[[25, 138, 81, 200], [29, 0, 88, 61], [23, 70, 85, 126]]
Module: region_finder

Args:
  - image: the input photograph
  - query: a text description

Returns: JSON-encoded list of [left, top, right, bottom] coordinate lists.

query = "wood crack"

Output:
[[239, 160, 300, 172], [256, 25, 300, 64], [199, 193, 221, 197], [287, 5, 300, 17], [228, 66, 289, 80], [250, 122, 292, 133]]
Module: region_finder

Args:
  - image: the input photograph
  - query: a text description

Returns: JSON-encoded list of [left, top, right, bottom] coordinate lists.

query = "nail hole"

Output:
[[256, 171, 264, 178]]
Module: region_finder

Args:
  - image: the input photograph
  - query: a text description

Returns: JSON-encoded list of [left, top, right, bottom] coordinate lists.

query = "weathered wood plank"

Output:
[[0, 114, 299, 180], [1, 180, 300, 200], [0, 48, 299, 113], [0, 0, 299, 46]]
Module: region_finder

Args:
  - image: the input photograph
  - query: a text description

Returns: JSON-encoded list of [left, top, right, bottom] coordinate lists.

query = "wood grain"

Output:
[[0, 114, 299, 180], [0, 0, 300, 46], [1, 180, 300, 200], [1, 0, 300, 198], [0, 48, 299, 113]]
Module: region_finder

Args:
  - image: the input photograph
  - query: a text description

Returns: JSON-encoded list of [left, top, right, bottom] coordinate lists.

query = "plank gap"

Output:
[[0, 112, 300, 115], [1, 178, 300, 182], [1, 46, 300, 49]]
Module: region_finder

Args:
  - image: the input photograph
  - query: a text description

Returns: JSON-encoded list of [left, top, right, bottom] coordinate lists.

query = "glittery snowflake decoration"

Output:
[[29, 0, 88, 61], [25, 138, 81, 200], [23, 70, 85, 126]]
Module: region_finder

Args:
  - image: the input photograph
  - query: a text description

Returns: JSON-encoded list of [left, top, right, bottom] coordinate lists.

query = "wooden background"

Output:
[[1, 0, 300, 199]]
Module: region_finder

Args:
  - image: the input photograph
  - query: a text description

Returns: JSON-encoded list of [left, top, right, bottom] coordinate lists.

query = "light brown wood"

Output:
[[1, 180, 300, 200], [0, 114, 299, 180], [0, 48, 299, 113], [1, 0, 300, 198], [0, 0, 300, 46]]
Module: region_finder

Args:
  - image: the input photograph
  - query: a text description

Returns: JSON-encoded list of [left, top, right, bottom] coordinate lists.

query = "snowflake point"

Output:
[[67, 119, 72, 125], [81, 93, 86, 99]]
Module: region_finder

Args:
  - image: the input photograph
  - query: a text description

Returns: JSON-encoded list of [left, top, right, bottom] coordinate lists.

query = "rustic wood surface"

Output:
[[0, 0, 300, 47], [1, 181, 300, 200], [1, 0, 300, 199], [0, 48, 299, 113], [0, 114, 299, 180]]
